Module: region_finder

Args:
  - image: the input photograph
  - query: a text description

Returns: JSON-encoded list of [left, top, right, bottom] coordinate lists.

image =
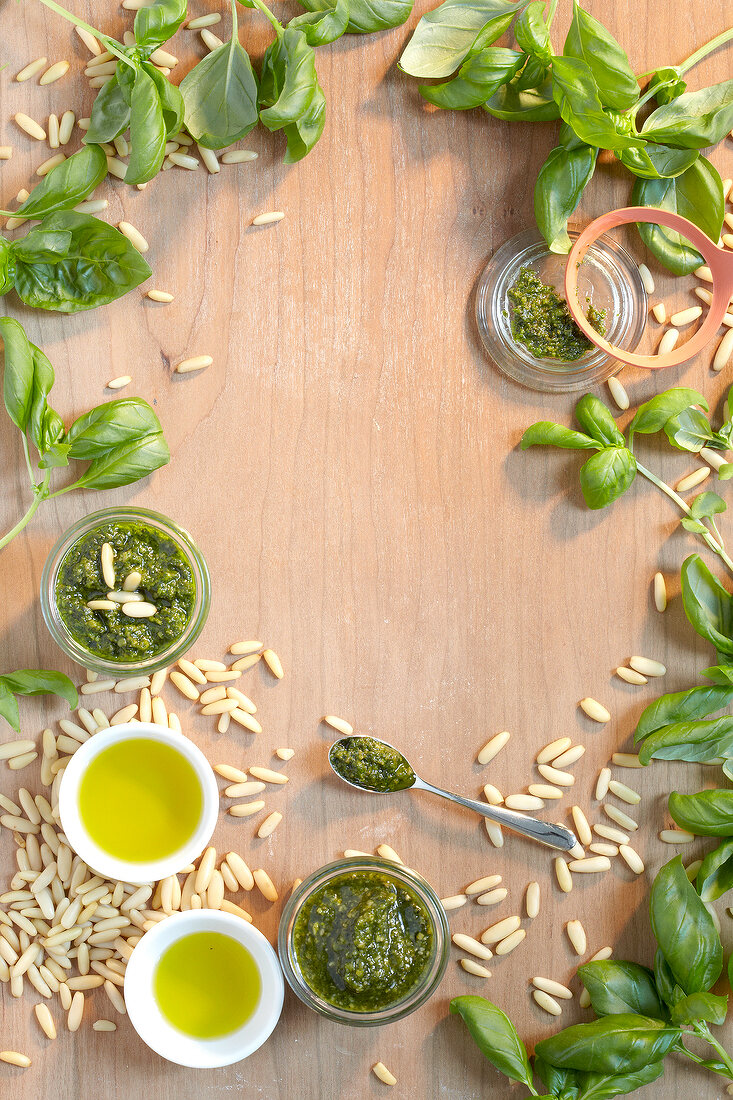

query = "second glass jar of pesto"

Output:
[[278, 857, 449, 1025], [41, 507, 211, 676]]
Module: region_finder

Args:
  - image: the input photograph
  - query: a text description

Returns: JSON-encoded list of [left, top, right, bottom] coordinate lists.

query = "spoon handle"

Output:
[[412, 778, 577, 852]]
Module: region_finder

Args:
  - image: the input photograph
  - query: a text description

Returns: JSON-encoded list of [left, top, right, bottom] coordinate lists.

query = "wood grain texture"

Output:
[[1, 0, 732, 1095]]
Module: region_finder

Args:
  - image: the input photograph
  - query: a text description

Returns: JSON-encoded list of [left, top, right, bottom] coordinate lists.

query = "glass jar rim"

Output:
[[277, 856, 449, 1027], [40, 505, 211, 677]]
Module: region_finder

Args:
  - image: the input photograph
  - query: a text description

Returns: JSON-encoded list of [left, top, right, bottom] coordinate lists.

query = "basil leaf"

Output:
[[0, 316, 35, 432], [579, 447, 636, 510], [578, 960, 665, 1019], [648, 67, 686, 106], [654, 948, 683, 1008], [72, 431, 170, 490], [399, 0, 524, 79], [514, 2, 551, 65], [12, 211, 151, 313], [134, 0, 186, 56], [627, 387, 706, 437], [125, 67, 167, 184], [574, 1062, 665, 1100], [702, 664, 733, 685], [642, 79, 733, 149], [616, 144, 698, 180], [681, 553, 733, 656], [574, 394, 625, 447], [534, 142, 597, 253], [696, 838, 733, 901], [670, 991, 728, 1026], [37, 440, 70, 469], [12, 228, 72, 262], [289, 0, 349, 45], [720, 464, 733, 481], [632, 157, 724, 276], [521, 422, 598, 450], [484, 72, 560, 120], [514, 53, 548, 91], [681, 518, 709, 535], [635, 684, 733, 741], [180, 36, 259, 148], [534, 1015, 679, 1074], [28, 345, 59, 456], [689, 491, 726, 521], [551, 56, 643, 152], [449, 996, 533, 1087], [420, 48, 523, 110], [664, 406, 715, 452], [638, 716, 733, 764], [259, 29, 318, 132], [142, 63, 185, 138], [650, 855, 722, 993], [85, 75, 132, 144], [283, 81, 326, 162], [343, 0, 412, 33], [0, 238, 15, 295], [13, 146, 107, 220], [66, 397, 164, 459], [0, 682, 20, 732], [533, 1056, 580, 1100], [563, 0, 638, 110], [0, 670, 78, 725], [669, 788, 733, 836]]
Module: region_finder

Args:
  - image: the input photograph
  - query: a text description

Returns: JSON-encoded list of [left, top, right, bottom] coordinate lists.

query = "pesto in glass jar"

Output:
[[508, 266, 607, 361]]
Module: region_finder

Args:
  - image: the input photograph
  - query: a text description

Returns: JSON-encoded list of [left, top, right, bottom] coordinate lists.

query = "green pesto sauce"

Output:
[[329, 736, 415, 792], [508, 266, 607, 362], [55, 521, 195, 661], [293, 871, 434, 1011]]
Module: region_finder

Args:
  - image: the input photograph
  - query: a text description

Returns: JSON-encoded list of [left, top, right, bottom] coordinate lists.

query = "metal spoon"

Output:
[[328, 735, 577, 852]]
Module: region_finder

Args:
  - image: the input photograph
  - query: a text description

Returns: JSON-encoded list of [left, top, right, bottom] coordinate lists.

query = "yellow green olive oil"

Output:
[[78, 738, 202, 861], [154, 932, 261, 1038]]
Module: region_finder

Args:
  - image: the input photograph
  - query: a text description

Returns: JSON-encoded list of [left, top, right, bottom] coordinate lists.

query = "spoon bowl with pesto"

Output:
[[329, 735, 577, 852]]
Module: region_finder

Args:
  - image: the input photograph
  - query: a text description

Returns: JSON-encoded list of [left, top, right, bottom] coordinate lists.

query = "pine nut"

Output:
[[230, 709, 262, 732], [229, 640, 263, 654], [37, 154, 66, 176], [194, 659, 226, 672], [195, 848, 217, 894], [480, 915, 520, 945], [197, 144, 220, 174], [714, 329, 733, 373], [252, 211, 285, 226], [608, 779, 641, 805], [619, 844, 644, 873], [7, 753, 37, 770], [594, 823, 629, 844], [229, 801, 265, 818], [695, 265, 713, 283], [537, 763, 574, 786], [608, 375, 629, 411], [589, 841, 618, 856], [528, 783, 563, 799], [465, 875, 501, 895], [579, 988, 591, 1008], [658, 328, 680, 354], [0, 741, 36, 761], [253, 868, 277, 902], [441, 895, 467, 910], [118, 222, 148, 253], [324, 715, 353, 735], [579, 697, 610, 723], [670, 305, 702, 326], [554, 857, 572, 893], [525, 881, 540, 919], [372, 1062, 397, 1086], [201, 699, 238, 715], [147, 289, 174, 303], [461, 958, 492, 978], [48, 113, 60, 149], [660, 828, 695, 844], [201, 686, 227, 704], [257, 811, 282, 838], [696, 286, 714, 305], [34, 1002, 56, 1038], [221, 150, 258, 163], [175, 355, 212, 374], [0, 1051, 31, 1068], [568, 856, 610, 873], [483, 783, 503, 805], [113, 675, 150, 692], [59, 111, 75, 144], [533, 989, 562, 1015], [201, 28, 224, 49], [484, 819, 503, 847], [93, 1020, 116, 1031], [376, 844, 403, 864], [612, 752, 642, 768], [504, 794, 544, 811], [533, 976, 572, 999], [121, 601, 156, 618], [67, 990, 84, 1031], [231, 654, 261, 672], [16, 57, 48, 81], [638, 263, 655, 295], [215, 763, 250, 783], [476, 887, 508, 906], [187, 13, 222, 26], [536, 737, 571, 764], [685, 859, 703, 881], [0, 146, 12, 159], [651, 302, 667, 324], [552, 744, 585, 769], [452, 932, 493, 960], [225, 853, 254, 891], [616, 666, 648, 685], [566, 919, 587, 955], [276, 748, 295, 761], [571, 806, 592, 846], [169, 671, 199, 700], [478, 731, 510, 765], [80, 680, 116, 695], [629, 655, 666, 677], [495, 928, 526, 955], [604, 804, 638, 831], [249, 767, 287, 785]]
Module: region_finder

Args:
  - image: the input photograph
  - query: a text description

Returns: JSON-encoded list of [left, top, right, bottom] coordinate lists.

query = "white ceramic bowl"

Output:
[[58, 722, 219, 885], [124, 909, 284, 1067]]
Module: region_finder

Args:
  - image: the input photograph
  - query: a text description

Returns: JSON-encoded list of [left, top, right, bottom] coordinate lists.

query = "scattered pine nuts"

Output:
[[461, 958, 492, 978], [638, 263, 655, 295], [452, 932, 493, 960], [323, 715, 353, 736], [372, 1062, 397, 1086], [504, 794, 544, 811], [478, 731, 510, 765], [253, 868, 278, 902], [221, 149, 258, 163], [147, 289, 174, 303], [40, 61, 70, 85], [175, 355, 213, 374], [604, 804, 638, 831], [495, 929, 526, 956], [629, 655, 666, 678], [118, 222, 149, 253], [106, 376, 132, 391], [554, 857, 572, 893], [658, 328, 680, 355], [616, 666, 648, 685], [612, 752, 642, 768], [537, 763, 574, 786], [187, 12, 222, 26], [257, 811, 282, 839], [695, 265, 713, 283], [714, 329, 733, 373], [229, 639, 263, 655], [594, 823, 630, 844], [552, 744, 585, 769], [525, 881, 540, 919], [670, 305, 702, 326], [608, 375, 629, 411], [533, 976, 572, 999], [441, 894, 467, 911], [0, 146, 12, 160], [571, 806, 592, 847], [566, 919, 587, 955], [568, 856, 610, 873], [651, 302, 667, 324], [16, 57, 48, 82], [252, 211, 285, 226], [229, 801, 265, 818], [608, 779, 641, 805], [15, 113, 47, 140], [480, 915, 521, 945], [579, 697, 610, 723], [528, 783, 562, 799], [536, 737, 571, 764], [659, 828, 695, 844], [619, 844, 644, 874], [0, 1051, 31, 1068], [533, 989, 562, 1016], [476, 887, 508, 906], [465, 875, 501, 895]]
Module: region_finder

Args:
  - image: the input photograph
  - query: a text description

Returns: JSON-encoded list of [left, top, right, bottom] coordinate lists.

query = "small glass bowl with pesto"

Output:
[[475, 228, 647, 393], [278, 857, 449, 1026], [40, 506, 211, 677]]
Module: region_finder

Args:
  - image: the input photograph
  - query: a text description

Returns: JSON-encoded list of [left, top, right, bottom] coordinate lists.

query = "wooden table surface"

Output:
[[1, 0, 732, 1096]]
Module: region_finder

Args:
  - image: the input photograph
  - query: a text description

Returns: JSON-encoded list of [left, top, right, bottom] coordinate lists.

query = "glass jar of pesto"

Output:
[[41, 507, 211, 676], [278, 857, 449, 1026]]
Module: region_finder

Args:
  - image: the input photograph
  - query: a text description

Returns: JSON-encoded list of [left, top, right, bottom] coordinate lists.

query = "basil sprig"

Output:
[[0, 319, 170, 551], [0, 670, 77, 732], [400, 0, 732, 269], [452, 858, 733, 1096], [0, 148, 150, 312]]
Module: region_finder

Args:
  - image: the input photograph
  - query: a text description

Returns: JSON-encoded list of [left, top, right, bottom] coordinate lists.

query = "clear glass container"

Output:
[[40, 506, 211, 677], [278, 857, 449, 1026], [475, 228, 647, 392]]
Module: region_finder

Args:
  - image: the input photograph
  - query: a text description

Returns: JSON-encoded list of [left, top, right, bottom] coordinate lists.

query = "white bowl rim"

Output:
[[58, 722, 219, 885], [124, 909, 284, 1067]]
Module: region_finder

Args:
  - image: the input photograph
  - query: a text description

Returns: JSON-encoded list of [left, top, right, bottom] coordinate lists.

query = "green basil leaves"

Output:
[[650, 856, 722, 994], [0, 670, 78, 732]]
